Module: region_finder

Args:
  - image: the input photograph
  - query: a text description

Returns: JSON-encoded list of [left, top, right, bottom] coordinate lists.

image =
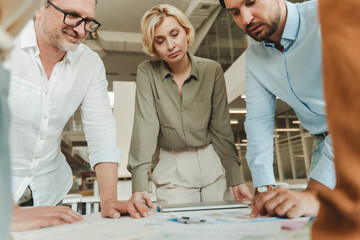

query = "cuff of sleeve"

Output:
[[225, 165, 245, 186], [131, 164, 150, 193], [89, 146, 121, 169], [309, 157, 336, 189], [251, 168, 276, 188]]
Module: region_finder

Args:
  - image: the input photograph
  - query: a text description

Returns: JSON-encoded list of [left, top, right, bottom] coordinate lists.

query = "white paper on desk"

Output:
[[138, 209, 281, 238], [11, 214, 158, 240], [139, 221, 281, 240]]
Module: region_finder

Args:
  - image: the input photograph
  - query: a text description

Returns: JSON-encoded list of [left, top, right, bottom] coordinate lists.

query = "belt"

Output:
[[313, 131, 329, 138], [162, 144, 211, 153]]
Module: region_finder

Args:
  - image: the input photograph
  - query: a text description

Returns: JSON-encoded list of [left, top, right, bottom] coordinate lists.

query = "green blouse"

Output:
[[128, 53, 245, 192]]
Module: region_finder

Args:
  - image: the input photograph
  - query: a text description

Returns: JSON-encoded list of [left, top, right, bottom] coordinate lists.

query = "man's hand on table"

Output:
[[250, 187, 320, 219], [11, 205, 83, 232]]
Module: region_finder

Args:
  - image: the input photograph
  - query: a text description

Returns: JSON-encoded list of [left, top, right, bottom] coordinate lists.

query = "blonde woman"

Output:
[[128, 4, 252, 206]]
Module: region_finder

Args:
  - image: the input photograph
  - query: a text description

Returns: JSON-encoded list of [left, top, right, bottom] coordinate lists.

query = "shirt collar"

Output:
[[263, 1, 299, 49], [281, 1, 300, 41], [160, 52, 199, 81], [20, 20, 37, 50], [20, 20, 73, 63]]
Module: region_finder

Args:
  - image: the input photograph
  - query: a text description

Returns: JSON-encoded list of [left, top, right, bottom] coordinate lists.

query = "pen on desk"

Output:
[[168, 216, 206, 224]]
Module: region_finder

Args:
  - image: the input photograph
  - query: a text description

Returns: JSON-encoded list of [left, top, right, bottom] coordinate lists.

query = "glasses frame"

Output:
[[47, 1, 101, 33]]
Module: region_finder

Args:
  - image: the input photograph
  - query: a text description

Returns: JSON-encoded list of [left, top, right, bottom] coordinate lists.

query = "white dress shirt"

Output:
[[5, 21, 121, 206]]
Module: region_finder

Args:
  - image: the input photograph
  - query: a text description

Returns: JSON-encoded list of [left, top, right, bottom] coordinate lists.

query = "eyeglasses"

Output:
[[47, 1, 101, 33]]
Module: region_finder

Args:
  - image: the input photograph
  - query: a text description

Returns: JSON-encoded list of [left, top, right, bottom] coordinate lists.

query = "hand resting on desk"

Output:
[[11, 205, 83, 232], [130, 191, 156, 209], [101, 199, 153, 219], [250, 187, 320, 219]]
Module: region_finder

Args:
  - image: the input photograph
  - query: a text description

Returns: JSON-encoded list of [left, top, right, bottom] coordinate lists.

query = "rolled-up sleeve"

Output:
[[80, 56, 121, 168], [244, 66, 277, 188], [209, 64, 245, 186], [309, 135, 336, 189], [127, 64, 160, 192]]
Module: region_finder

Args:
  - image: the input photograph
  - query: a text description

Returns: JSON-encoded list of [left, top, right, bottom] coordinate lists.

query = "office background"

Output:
[[61, 0, 310, 198]]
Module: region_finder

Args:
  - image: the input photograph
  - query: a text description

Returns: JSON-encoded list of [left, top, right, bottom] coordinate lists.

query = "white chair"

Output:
[[82, 196, 100, 214], [63, 194, 83, 214]]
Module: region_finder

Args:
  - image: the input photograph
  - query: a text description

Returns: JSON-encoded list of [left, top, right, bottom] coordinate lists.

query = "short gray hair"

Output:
[[45, 0, 99, 7]]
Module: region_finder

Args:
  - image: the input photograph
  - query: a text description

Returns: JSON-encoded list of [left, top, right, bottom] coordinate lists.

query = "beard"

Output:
[[41, 22, 85, 51], [60, 28, 85, 51], [245, 2, 281, 41]]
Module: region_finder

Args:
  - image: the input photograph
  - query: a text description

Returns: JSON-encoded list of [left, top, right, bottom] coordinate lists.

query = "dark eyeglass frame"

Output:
[[47, 1, 101, 33]]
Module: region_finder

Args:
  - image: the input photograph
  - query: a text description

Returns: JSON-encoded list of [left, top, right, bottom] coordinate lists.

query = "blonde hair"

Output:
[[141, 4, 195, 58]]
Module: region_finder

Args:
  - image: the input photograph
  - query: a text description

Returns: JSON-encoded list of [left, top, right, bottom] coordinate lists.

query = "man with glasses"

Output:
[[6, 0, 152, 219], [219, 0, 335, 219]]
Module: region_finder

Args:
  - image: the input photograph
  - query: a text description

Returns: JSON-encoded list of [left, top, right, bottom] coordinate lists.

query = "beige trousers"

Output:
[[17, 186, 63, 206], [152, 144, 234, 205], [17, 186, 33, 207]]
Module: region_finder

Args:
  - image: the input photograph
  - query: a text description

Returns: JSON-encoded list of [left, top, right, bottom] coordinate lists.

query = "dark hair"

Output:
[[219, 0, 226, 8]]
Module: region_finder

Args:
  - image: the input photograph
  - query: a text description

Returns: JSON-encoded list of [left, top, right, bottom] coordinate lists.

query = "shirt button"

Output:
[[43, 116, 48, 120], [39, 136, 44, 140], [32, 189, 36, 193], [281, 40, 286, 45], [34, 156, 39, 159], [44, 91, 49, 95]]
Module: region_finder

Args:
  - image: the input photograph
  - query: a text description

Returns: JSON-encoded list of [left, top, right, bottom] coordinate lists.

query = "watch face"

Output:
[[257, 186, 268, 192]]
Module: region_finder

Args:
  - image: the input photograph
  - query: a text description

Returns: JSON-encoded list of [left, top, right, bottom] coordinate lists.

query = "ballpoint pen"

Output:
[[168, 216, 207, 224]]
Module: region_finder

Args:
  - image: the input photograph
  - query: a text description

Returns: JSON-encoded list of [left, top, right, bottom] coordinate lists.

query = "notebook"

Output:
[[157, 200, 250, 212]]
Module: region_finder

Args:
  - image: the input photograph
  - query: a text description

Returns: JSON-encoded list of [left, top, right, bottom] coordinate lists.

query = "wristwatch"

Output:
[[255, 185, 275, 195]]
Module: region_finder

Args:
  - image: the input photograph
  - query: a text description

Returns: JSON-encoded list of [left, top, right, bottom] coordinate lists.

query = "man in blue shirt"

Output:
[[219, 0, 335, 218]]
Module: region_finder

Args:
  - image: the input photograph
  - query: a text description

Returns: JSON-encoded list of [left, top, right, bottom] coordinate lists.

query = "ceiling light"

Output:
[[275, 128, 300, 132], [242, 139, 247, 143], [229, 108, 246, 114], [235, 143, 247, 147], [108, 92, 114, 108], [240, 95, 279, 100], [292, 120, 301, 124], [230, 120, 238, 124]]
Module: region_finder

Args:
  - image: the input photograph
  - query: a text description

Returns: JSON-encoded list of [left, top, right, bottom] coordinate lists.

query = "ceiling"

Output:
[[96, 0, 191, 33]]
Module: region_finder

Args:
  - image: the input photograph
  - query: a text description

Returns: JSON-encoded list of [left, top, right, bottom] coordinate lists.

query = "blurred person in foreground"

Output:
[[312, 0, 360, 239], [0, 0, 82, 237]]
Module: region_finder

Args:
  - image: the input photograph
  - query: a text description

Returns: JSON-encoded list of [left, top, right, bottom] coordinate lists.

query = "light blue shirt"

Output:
[[244, 0, 335, 188]]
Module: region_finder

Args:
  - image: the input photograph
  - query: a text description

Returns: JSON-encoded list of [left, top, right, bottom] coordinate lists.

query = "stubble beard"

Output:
[[41, 22, 84, 51], [245, 2, 281, 42]]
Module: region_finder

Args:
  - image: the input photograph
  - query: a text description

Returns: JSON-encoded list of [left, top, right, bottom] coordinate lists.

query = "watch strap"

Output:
[[255, 185, 275, 195]]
